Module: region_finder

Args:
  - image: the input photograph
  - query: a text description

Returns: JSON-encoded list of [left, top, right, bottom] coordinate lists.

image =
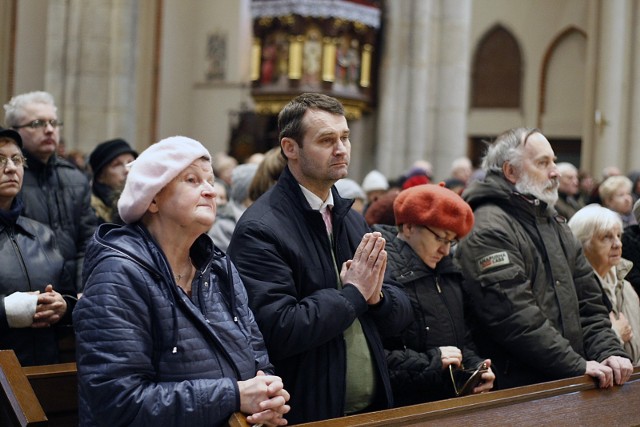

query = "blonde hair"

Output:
[[598, 175, 632, 204]]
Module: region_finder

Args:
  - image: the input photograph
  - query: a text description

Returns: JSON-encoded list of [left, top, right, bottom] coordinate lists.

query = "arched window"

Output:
[[471, 25, 522, 108]]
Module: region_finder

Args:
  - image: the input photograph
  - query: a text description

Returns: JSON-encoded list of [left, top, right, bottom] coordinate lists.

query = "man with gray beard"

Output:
[[455, 127, 632, 389]]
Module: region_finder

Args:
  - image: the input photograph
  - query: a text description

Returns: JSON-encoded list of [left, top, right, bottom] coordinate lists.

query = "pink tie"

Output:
[[321, 207, 333, 236]]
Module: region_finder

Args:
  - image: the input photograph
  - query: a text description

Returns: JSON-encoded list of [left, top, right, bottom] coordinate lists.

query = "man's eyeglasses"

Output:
[[0, 154, 27, 169], [423, 225, 458, 247], [13, 119, 63, 130]]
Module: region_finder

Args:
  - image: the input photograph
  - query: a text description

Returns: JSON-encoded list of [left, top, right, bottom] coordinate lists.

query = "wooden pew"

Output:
[[0, 350, 77, 427], [231, 367, 640, 426], [1, 348, 637, 427], [290, 366, 640, 426]]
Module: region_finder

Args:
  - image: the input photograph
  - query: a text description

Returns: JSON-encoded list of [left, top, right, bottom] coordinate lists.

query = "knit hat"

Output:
[[89, 138, 138, 178], [362, 170, 389, 193], [229, 163, 258, 203], [394, 183, 474, 238], [0, 127, 22, 148], [401, 167, 431, 190], [633, 199, 640, 224], [365, 189, 399, 226], [118, 136, 211, 224], [335, 178, 366, 200]]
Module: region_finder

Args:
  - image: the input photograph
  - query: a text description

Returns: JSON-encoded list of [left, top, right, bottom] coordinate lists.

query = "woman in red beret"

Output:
[[374, 183, 495, 406]]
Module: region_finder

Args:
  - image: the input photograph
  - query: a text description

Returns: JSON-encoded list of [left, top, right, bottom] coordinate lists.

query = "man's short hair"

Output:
[[481, 127, 540, 175], [278, 93, 345, 148], [4, 91, 57, 127]]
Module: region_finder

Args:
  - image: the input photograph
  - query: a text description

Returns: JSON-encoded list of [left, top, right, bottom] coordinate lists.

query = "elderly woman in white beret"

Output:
[[73, 136, 290, 426], [376, 184, 495, 406], [568, 204, 640, 365]]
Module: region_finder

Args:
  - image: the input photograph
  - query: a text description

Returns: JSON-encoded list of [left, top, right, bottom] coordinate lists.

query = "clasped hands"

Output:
[[238, 370, 290, 426], [31, 284, 67, 328], [340, 232, 386, 305]]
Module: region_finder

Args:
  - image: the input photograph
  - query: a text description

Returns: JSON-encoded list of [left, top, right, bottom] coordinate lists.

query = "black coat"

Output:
[[228, 166, 412, 424], [20, 152, 97, 292], [622, 224, 640, 295], [0, 209, 74, 366], [376, 225, 484, 405]]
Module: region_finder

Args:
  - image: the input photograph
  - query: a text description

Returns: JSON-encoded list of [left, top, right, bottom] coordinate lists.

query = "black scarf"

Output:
[[0, 194, 24, 227]]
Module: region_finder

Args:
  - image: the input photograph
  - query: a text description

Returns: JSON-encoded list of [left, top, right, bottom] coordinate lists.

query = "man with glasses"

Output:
[[374, 183, 495, 406], [455, 127, 633, 390], [4, 91, 96, 296]]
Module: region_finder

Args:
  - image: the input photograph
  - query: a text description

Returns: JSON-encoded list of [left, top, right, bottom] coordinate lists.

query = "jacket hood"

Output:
[[83, 223, 161, 282], [462, 172, 514, 210], [462, 172, 556, 219], [83, 222, 226, 288]]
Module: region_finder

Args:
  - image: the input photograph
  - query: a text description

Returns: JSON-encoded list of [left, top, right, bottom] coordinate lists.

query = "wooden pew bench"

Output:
[[1, 348, 637, 427]]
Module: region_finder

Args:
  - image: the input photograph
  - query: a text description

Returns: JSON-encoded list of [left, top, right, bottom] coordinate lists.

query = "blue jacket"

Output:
[[74, 223, 272, 427], [228, 166, 412, 424]]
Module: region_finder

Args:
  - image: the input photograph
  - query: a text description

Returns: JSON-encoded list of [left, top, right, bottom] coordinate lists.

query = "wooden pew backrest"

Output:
[[0, 350, 78, 427]]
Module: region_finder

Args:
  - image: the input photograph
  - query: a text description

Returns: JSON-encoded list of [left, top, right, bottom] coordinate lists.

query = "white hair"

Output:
[[4, 91, 57, 127], [568, 204, 623, 246]]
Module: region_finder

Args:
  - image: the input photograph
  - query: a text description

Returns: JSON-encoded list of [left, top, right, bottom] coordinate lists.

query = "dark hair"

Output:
[[278, 93, 345, 152]]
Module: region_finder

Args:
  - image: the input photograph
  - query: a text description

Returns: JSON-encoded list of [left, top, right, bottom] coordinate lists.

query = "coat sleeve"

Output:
[[367, 281, 413, 338], [456, 224, 587, 379], [228, 219, 373, 362], [385, 347, 446, 397], [74, 260, 240, 427]]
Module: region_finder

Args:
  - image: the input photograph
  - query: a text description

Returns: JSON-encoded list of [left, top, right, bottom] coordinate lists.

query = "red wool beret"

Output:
[[393, 183, 474, 238]]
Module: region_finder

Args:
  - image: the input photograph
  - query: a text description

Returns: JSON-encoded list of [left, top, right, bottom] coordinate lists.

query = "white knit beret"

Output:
[[362, 170, 389, 193], [118, 136, 211, 224]]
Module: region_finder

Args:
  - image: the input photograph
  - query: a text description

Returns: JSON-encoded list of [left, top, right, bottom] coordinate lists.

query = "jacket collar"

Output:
[[279, 165, 354, 221]]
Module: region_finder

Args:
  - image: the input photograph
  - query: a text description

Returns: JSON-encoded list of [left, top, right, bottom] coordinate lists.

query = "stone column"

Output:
[[376, 0, 412, 178], [591, 0, 632, 175], [45, 0, 142, 153], [376, 0, 472, 180], [431, 0, 471, 181]]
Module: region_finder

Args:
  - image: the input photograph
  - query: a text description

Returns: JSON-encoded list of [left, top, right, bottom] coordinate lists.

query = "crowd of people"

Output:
[[1, 90, 638, 426]]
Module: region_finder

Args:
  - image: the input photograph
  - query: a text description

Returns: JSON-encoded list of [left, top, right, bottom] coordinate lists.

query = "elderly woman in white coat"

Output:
[[568, 204, 640, 365]]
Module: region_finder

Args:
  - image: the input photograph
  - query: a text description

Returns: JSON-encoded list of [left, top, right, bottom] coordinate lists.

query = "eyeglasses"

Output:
[[13, 119, 63, 130], [0, 154, 27, 169], [423, 225, 458, 247]]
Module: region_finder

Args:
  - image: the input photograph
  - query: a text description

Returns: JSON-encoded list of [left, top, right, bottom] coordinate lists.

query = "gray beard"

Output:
[[515, 173, 559, 207]]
